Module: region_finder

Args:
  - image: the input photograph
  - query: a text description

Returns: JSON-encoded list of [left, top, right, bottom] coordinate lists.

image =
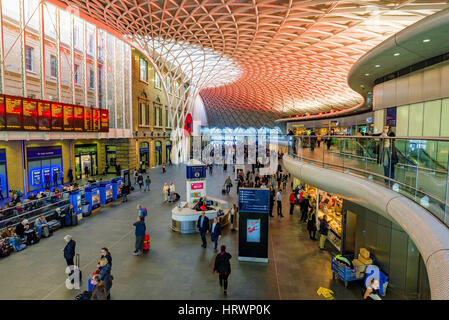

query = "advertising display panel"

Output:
[[23, 98, 38, 130]]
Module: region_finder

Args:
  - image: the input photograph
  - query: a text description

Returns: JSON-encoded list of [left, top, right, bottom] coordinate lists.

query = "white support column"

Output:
[[38, 1, 46, 99], [55, 7, 61, 101], [70, 14, 75, 104], [94, 26, 98, 108], [113, 37, 117, 129], [121, 42, 125, 130], [0, 0, 5, 94], [104, 31, 108, 115], [19, 0, 27, 97], [128, 45, 132, 130], [83, 20, 87, 106]]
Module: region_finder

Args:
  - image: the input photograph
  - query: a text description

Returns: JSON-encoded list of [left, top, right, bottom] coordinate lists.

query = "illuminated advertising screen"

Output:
[[38, 101, 51, 131], [63, 104, 74, 131], [74, 106, 84, 131], [23, 98, 38, 130], [100, 109, 109, 132], [51, 103, 63, 130], [5, 96, 23, 129], [246, 219, 261, 243], [0, 95, 5, 129], [92, 189, 100, 205], [92, 108, 100, 131], [84, 107, 92, 131], [238, 188, 270, 214]]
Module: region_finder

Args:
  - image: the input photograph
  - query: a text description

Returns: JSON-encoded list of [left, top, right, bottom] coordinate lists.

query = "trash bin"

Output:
[[82, 201, 91, 217]]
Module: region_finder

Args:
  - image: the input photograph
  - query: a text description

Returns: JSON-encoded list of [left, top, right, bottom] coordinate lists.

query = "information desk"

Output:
[[171, 197, 230, 234]]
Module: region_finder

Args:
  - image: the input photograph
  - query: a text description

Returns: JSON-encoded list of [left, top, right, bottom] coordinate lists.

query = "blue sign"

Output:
[[238, 188, 270, 214], [27, 148, 62, 159], [140, 147, 149, 153], [186, 165, 206, 179], [0, 150, 6, 162]]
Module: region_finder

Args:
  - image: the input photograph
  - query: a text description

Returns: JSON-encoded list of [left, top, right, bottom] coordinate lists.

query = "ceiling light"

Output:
[[423, 39, 431, 43], [394, 52, 400, 56], [375, 64, 380, 68]]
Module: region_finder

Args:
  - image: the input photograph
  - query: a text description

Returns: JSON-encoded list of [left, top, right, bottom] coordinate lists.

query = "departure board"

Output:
[[5, 96, 22, 129], [238, 188, 270, 214], [23, 99, 38, 130], [92, 108, 100, 131], [74, 106, 84, 132], [0, 95, 5, 130], [100, 109, 109, 132], [51, 103, 63, 130], [84, 106, 92, 131], [38, 101, 51, 131], [63, 104, 74, 131]]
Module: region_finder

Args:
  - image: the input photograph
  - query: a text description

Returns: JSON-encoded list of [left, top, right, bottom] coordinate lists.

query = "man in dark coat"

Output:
[[213, 245, 232, 296], [197, 211, 210, 248], [299, 195, 313, 222], [63, 235, 76, 266], [210, 217, 222, 251]]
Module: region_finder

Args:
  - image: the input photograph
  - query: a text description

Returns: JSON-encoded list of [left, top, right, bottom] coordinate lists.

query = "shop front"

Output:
[[26, 146, 63, 192], [166, 141, 172, 164], [139, 142, 150, 172], [0, 149, 8, 198], [75, 144, 98, 179], [154, 141, 162, 166], [105, 145, 117, 174]]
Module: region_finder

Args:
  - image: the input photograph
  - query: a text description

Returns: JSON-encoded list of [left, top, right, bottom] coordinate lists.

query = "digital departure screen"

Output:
[[74, 106, 84, 131], [238, 188, 270, 213], [100, 109, 109, 132], [0, 95, 5, 130], [38, 101, 51, 131], [84, 107, 92, 131], [92, 108, 100, 131], [63, 104, 74, 131], [51, 103, 63, 130], [23, 98, 38, 130], [5, 96, 23, 129]]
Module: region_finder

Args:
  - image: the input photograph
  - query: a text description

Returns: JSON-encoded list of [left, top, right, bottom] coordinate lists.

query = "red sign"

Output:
[[191, 182, 204, 190]]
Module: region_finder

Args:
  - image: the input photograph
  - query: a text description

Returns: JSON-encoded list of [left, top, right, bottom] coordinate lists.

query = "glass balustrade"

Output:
[[287, 135, 449, 226]]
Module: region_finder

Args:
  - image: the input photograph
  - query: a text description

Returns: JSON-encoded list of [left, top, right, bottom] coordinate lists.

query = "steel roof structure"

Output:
[[58, 0, 448, 128]]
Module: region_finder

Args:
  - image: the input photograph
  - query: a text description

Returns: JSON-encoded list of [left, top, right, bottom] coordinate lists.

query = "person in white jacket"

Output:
[[169, 182, 176, 202], [162, 183, 169, 202]]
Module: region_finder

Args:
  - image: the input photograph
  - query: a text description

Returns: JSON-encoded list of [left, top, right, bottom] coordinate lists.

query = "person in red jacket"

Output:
[[289, 191, 296, 215]]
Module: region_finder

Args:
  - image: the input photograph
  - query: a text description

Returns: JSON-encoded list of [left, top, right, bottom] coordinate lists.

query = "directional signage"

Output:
[[238, 188, 269, 214]]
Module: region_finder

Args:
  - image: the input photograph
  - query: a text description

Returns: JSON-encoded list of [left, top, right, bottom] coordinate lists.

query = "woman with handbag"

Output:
[[213, 245, 232, 296]]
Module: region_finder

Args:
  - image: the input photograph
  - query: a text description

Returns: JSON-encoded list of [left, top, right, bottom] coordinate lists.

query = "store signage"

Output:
[[186, 165, 206, 179], [190, 182, 204, 190], [27, 148, 62, 159], [238, 188, 270, 214], [0, 150, 6, 162], [140, 147, 149, 153], [75, 145, 97, 154], [0, 94, 108, 132]]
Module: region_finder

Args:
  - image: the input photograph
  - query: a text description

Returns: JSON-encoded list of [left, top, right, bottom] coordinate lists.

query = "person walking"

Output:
[[84, 166, 89, 179], [162, 163, 166, 173], [307, 210, 317, 240], [210, 217, 222, 251], [197, 211, 210, 248], [133, 216, 146, 256], [100, 247, 112, 267], [122, 184, 129, 202], [63, 235, 76, 266], [319, 215, 329, 250], [276, 189, 284, 218], [133, 170, 138, 185], [269, 186, 275, 217], [98, 258, 112, 299], [230, 204, 238, 231], [53, 169, 59, 186], [137, 204, 147, 222], [213, 245, 232, 296], [289, 191, 296, 215], [137, 174, 144, 191], [224, 176, 232, 194], [144, 175, 151, 192], [67, 168, 73, 184], [162, 183, 169, 202], [169, 182, 176, 202]]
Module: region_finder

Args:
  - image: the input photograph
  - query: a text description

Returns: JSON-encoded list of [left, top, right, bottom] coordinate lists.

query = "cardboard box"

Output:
[[358, 255, 373, 265], [352, 259, 367, 278], [360, 248, 370, 260]]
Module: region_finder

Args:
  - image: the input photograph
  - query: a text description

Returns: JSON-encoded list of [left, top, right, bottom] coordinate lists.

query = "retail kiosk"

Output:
[[111, 177, 123, 200], [99, 181, 113, 205]]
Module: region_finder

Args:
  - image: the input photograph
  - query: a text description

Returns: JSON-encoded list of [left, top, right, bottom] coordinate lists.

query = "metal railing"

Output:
[[287, 135, 449, 227]]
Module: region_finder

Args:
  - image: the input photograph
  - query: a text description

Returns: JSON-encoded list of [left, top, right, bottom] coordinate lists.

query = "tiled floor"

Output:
[[0, 163, 396, 300]]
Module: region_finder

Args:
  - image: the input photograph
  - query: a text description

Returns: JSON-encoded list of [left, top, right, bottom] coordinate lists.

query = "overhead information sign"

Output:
[[238, 188, 270, 214]]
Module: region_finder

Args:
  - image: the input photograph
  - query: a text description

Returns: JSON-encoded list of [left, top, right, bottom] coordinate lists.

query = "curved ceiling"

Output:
[[58, 0, 448, 127]]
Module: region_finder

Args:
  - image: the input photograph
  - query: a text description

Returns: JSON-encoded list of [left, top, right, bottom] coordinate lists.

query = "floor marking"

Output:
[[41, 228, 134, 300], [270, 232, 282, 300]]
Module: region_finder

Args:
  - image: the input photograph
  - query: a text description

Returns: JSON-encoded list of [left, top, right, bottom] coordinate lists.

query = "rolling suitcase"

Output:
[[143, 233, 150, 252], [75, 253, 82, 282], [72, 213, 78, 226]]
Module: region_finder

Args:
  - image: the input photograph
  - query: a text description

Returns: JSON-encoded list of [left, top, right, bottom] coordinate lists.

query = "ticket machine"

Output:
[[70, 191, 82, 221], [99, 181, 113, 205], [85, 186, 100, 212], [111, 177, 123, 200]]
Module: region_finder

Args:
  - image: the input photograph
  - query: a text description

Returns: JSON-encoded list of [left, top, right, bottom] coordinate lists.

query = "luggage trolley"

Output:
[[331, 254, 375, 288]]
